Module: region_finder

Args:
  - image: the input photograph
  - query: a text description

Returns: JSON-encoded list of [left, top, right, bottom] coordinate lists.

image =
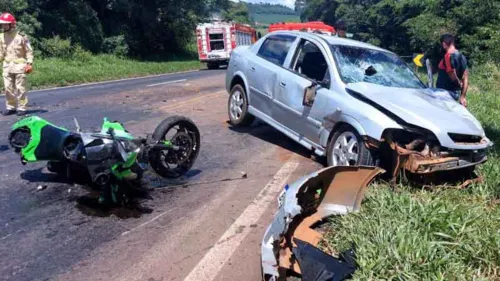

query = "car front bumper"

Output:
[[404, 150, 488, 174]]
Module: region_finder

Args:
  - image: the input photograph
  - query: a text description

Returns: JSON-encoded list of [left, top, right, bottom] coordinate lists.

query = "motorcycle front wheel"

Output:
[[149, 116, 200, 178]]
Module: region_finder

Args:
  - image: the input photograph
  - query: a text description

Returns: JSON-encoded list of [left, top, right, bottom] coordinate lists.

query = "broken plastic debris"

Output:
[[37, 185, 47, 191], [292, 238, 356, 281], [261, 165, 384, 280]]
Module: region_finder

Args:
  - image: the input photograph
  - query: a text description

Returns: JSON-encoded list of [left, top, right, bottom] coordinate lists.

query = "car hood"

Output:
[[346, 82, 485, 137]]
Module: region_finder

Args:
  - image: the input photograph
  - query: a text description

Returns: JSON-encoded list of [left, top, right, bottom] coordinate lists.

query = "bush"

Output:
[[71, 45, 93, 63], [39, 36, 73, 59], [38, 36, 93, 62], [102, 35, 129, 57]]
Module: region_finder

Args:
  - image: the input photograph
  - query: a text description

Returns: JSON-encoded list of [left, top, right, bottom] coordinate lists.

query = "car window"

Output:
[[257, 35, 296, 66], [331, 45, 426, 89], [291, 39, 329, 82]]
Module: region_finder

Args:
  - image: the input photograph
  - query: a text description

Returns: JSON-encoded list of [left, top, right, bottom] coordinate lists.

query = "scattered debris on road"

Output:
[[157, 172, 249, 189], [37, 185, 47, 191], [261, 165, 384, 281]]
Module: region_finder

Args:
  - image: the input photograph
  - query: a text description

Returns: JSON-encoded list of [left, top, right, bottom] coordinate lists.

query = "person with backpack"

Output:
[[436, 33, 469, 107]]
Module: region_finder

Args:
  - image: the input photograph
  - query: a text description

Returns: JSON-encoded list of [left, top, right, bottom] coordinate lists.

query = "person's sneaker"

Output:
[[2, 109, 16, 116], [16, 111, 27, 116]]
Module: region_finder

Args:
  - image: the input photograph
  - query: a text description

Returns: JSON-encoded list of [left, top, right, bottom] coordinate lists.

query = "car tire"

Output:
[[228, 84, 255, 126], [327, 125, 374, 167]]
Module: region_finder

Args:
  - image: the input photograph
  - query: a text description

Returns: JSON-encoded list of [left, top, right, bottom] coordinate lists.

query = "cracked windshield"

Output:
[[331, 45, 425, 89]]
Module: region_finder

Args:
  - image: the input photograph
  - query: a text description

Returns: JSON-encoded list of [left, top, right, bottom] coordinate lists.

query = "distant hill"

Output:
[[246, 2, 297, 15], [243, 2, 300, 25]]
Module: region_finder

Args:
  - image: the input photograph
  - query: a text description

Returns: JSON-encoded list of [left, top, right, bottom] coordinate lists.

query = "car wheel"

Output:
[[228, 84, 255, 126], [327, 125, 374, 167]]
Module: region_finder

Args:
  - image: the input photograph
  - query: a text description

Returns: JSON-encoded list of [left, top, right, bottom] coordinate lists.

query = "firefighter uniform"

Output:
[[0, 29, 33, 113]]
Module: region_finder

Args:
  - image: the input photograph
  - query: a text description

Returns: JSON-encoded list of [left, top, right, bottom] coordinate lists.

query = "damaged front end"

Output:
[[367, 127, 490, 180], [261, 166, 384, 281]]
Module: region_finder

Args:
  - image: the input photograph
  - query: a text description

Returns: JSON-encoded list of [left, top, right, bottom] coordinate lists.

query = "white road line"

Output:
[[183, 155, 301, 281], [146, 79, 187, 87], [121, 207, 176, 236], [28, 70, 198, 93]]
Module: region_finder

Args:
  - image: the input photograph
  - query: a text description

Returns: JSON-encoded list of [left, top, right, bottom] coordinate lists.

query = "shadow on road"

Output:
[[20, 167, 69, 184], [76, 192, 153, 219], [227, 120, 324, 164], [26, 109, 49, 115], [21, 167, 156, 219]]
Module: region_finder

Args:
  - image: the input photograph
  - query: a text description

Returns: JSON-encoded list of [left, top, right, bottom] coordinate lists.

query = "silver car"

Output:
[[225, 31, 493, 176]]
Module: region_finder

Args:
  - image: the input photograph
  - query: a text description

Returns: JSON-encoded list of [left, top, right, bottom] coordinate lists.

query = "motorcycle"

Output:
[[8, 115, 200, 205]]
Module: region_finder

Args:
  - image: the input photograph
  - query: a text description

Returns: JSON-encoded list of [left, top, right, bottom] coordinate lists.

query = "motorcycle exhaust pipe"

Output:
[[94, 173, 110, 186]]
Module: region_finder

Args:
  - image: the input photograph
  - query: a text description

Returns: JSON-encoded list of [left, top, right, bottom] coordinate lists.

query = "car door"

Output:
[[246, 34, 296, 118], [273, 38, 332, 144]]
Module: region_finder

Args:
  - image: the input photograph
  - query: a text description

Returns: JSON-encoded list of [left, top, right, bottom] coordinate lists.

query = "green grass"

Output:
[[6, 54, 201, 90], [322, 63, 500, 280], [252, 13, 300, 25]]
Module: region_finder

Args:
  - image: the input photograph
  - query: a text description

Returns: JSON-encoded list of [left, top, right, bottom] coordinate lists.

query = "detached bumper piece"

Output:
[[261, 166, 384, 281]]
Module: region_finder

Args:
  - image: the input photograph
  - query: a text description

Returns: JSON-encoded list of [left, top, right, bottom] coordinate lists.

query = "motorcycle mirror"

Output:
[[73, 117, 81, 132]]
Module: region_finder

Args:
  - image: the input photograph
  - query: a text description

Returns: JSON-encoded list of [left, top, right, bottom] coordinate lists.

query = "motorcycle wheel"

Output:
[[150, 116, 200, 178]]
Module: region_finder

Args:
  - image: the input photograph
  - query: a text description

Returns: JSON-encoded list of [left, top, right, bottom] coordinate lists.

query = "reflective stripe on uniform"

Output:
[[4, 58, 26, 63]]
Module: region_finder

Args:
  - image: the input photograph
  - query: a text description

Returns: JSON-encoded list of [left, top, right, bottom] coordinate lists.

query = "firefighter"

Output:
[[0, 12, 34, 116]]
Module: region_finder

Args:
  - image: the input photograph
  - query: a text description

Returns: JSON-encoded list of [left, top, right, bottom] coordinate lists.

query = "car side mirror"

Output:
[[303, 82, 318, 107]]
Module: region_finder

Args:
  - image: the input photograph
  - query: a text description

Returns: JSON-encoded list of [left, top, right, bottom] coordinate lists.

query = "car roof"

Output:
[[267, 31, 393, 54]]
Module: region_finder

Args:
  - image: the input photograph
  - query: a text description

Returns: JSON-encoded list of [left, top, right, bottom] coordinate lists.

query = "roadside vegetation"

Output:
[[22, 56, 200, 89], [0, 1, 216, 89], [322, 63, 500, 280]]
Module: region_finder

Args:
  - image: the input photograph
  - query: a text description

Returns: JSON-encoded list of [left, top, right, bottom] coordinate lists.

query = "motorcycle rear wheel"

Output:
[[149, 116, 200, 178]]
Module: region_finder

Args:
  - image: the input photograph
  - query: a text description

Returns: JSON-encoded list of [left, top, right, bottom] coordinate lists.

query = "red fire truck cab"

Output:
[[196, 22, 257, 69], [268, 21, 336, 35]]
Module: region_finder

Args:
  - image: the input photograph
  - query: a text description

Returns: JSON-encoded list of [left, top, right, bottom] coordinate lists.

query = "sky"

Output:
[[236, 0, 296, 9]]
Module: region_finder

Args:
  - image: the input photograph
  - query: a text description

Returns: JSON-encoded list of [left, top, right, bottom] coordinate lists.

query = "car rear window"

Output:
[[257, 35, 296, 66]]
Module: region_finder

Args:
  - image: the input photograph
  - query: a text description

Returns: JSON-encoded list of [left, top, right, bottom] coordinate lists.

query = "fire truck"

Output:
[[268, 21, 336, 35], [196, 22, 257, 69]]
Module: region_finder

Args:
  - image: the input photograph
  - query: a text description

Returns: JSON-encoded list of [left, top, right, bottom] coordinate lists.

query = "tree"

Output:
[[0, 0, 41, 38], [222, 2, 251, 24], [299, 0, 500, 64], [125, 0, 207, 57], [36, 0, 104, 53]]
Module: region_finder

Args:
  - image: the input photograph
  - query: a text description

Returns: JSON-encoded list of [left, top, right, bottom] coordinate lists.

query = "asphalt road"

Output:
[[0, 69, 323, 281]]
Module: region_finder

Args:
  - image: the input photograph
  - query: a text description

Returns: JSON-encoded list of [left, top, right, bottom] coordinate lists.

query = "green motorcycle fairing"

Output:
[[101, 118, 134, 140], [11, 116, 69, 162], [100, 118, 139, 180]]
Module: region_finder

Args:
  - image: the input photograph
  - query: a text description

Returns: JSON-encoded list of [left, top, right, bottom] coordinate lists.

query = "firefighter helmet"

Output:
[[0, 13, 16, 24]]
